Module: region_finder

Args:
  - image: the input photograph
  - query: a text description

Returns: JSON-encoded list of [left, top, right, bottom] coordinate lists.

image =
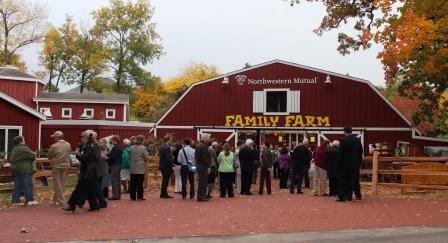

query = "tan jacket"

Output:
[[47, 140, 72, 169]]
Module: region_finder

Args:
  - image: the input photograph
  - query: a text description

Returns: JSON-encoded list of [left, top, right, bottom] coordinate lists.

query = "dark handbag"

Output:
[[182, 149, 196, 173]]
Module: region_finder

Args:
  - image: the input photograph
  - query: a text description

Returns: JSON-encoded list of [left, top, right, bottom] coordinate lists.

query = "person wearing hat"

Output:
[[47, 131, 72, 206]]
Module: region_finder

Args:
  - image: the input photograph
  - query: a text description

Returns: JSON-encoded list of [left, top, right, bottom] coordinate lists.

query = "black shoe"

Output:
[[197, 198, 209, 202], [207, 195, 213, 199], [88, 208, 100, 212], [62, 206, 76, 213], [336, 199, 346, 202], [297, 191, 304, 194], [138, 198, 146, 201], [290, 191, 295, 194], [160, 195, 173, 199], [109, 198, 120, 201], [190, 195, 195, 199], [356, 196, 362, 200], [246, 192, 253, 195]]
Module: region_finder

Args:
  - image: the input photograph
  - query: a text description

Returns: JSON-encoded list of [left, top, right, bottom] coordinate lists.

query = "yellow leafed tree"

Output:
[[163, 62, 219, 96]]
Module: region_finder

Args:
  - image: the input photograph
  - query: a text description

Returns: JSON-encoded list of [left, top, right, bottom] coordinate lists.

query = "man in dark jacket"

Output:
[[290, 139, 312, 194], [239, 139, 255, 195], [325, 140, 341, 196], [195, 133, 212, 201], [159, 135, 174, 199], [338, 127, 363, 202]]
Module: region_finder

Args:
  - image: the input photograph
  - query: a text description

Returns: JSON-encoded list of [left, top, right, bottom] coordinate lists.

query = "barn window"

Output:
[[266, 91, 287, 113], [0, 127, 22, 159], [253, 89, 300, 114], [84, 108, 94, 118], [106, 109, 116, 119], [39, 107, 52, 118], [62, 108, 72, 118]]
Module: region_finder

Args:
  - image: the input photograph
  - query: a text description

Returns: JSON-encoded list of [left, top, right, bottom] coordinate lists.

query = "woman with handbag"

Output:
[[217, 143, 235, 197]]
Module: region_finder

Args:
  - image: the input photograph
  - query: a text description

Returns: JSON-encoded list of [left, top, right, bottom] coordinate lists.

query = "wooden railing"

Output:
[[362, 152, 448, 195]]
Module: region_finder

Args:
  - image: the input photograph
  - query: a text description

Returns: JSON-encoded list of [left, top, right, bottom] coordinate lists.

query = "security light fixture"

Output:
[[222, 76, 229, 84]]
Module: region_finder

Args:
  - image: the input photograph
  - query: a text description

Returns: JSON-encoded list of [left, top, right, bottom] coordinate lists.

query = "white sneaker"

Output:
[[12, 203, 23, 207], [27, 201, 39, 206]]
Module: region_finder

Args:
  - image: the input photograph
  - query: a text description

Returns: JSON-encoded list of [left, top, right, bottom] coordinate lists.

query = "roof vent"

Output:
[[222, 76, 229, 84], [325, 74, 332, 85]]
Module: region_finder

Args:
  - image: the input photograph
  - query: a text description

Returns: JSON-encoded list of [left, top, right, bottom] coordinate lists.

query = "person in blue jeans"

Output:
[[10, 136, 39, 206]]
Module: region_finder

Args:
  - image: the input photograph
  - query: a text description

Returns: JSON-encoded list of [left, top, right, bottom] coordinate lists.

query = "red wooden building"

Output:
[[0, 66, 152, 157], [154, 60, 448, 154]]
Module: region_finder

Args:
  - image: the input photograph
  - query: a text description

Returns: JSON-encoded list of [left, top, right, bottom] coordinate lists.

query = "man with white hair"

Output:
[[290, 138, 312, 194], [47, 131, 71, 206], [238, 138, 256, 195], [195, 133, 212, 201], [325, 140, 341, 197]]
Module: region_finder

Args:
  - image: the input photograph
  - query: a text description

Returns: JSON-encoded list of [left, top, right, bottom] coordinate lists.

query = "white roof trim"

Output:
[[156, 59, 414, 128], [42, 120, 153, 127], [33, 98, 129, 104], [0, 91, 46, 120], [0, 75, 45, 85]]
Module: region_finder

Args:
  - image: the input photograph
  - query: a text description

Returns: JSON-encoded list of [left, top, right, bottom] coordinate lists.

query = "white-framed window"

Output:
[[61, 108, 72, 118], [253, 89, 300, 115], [84, 108, 94, 118], [0, 126, 22, 159], [105, 109, 116, 119], [39, 107, 52, 118]]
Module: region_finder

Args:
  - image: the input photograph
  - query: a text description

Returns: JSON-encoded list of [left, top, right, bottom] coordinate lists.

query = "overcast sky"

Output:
[[22, 0, 385, 91]]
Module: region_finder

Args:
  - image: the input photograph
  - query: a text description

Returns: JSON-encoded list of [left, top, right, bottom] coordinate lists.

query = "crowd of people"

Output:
[[8, 126, 364, 211]]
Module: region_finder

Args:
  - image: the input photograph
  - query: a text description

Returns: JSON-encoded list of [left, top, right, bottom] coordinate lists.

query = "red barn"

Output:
[[155, 60, 448, 154], [0, 66, 46, 156]]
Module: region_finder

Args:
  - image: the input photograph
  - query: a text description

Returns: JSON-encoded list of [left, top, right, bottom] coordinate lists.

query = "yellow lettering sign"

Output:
[[224, 114, 330, 127]]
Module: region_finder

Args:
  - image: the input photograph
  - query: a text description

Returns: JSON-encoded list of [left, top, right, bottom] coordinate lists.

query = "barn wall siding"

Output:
[[0, 100, 40, 151], [159, 62, 409, 128], [38, 102, 125, 121], [0, 79, 38, 108], [41, 125, 151, 150]]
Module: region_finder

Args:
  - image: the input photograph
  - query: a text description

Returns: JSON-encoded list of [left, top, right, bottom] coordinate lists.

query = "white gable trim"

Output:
[[0, 75, 46, 85], [155, 59, 413, 129], [33, 98, 129, 105], [41, 119, 154, 127], [0, 91, 46, 120]]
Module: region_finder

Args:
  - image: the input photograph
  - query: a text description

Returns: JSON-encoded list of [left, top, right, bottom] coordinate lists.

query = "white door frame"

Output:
[[0, 126, 23, 158]]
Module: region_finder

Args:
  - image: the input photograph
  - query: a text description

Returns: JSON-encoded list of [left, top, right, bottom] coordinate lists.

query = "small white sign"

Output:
[[235, 75, 318, 85]]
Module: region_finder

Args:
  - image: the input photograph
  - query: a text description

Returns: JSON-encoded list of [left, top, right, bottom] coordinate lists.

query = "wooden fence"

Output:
[[362, 152, 448, 195]]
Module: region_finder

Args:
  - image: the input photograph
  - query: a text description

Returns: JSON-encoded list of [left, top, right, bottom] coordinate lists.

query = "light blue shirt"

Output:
[[177, 145, 196, 167]]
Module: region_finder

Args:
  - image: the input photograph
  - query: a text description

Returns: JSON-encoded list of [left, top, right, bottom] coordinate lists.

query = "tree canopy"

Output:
[[290, 0, 448, 136]]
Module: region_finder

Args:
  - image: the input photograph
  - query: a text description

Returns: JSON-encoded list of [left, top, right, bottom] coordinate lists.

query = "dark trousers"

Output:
[[258, 167, 272, 194], [94, 177, 107, 208], [181, 165, 195, 199], [240, 168, 253, 195], [110, 164, 121, 199], [68, 178, 98, 210], [160, 168, 172, 197], [303, 167, 310, 188], [252, 167, 258, 184], [197, 163, 209, 200], [329, 177, 338, 196], [129, 174, 144, 200], [338, 168, 362, 201], [290, 166, 306, 193], [219, 172, 235, 197], [279, 168, 290, 189], [273, 163, 280, 179]]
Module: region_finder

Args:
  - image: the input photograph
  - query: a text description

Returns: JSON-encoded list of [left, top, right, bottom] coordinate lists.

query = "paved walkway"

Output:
[[59, 226, 448, 243], [1, 188, 448, 242]]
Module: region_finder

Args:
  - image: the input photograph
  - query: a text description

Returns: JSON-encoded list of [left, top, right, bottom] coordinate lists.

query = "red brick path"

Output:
[[1, 188, 448, 242]]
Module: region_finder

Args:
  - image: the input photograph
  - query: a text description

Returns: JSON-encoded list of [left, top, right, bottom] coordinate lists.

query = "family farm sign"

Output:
[[224, 114, 330, 127], [235, 75, 318, 86]]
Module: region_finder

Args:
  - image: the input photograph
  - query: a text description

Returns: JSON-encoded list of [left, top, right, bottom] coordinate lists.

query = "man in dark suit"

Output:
[[158, 135, 174, 199], [239, 139, 256, 195], [290, 139, 312, 194], [338, 126, 363, 202], [195, 133, 212, 201]]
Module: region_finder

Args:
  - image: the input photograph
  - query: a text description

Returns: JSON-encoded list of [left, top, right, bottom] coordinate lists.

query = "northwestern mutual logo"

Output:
[[235, 75, 318, 85], [235, 75, 247, 85]]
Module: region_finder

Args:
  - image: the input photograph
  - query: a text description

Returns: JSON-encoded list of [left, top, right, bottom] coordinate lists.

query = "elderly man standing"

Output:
[[47, 131, 71, 206], [195, 133, 212, 202]]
